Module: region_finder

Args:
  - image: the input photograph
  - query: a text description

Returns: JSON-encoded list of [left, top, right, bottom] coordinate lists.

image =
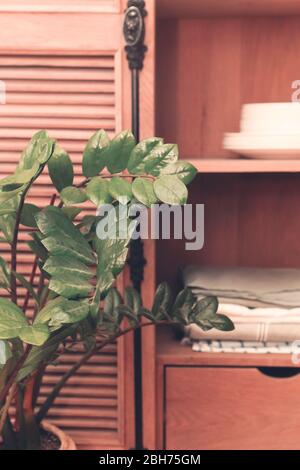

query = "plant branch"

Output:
[[0, 345, 32, 405], [36, 320, 155, 423], [0, 383, 16, 435]]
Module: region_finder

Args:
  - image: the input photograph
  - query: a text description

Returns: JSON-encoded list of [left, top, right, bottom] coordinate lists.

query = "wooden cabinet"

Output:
[[0, 0, 137, 450], [166, 367, 300, 450], [140, 0, 300, 450]]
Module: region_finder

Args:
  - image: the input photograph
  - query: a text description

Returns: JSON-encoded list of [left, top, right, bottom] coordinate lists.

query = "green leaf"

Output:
[[209, 314, 235, 332], [43, 255, 93, 299], [0, 214, 15, 243], [34, 297, 89, 331], [96, 237, 130, 278], [127, 137, 163, 174], [60, 186, 87, 205], [172, 288, 196, 323], [27, 232, 48, 261], [48, 144, 74, 191], [152, 283, 172, 320], [0, 256, 10, 289], [115, 305, 138, 325], [0, 185, 26, 204], [20, 203, 40, 227], [35, 206, 95, 265], [0, 164, 39, 188], [192, 296, 219, 330], [124, 287, 142, 314], [86, 177, 112, 206], [132, 177, 158, 207], [104, 288, 122, 320], [161, 161, 197, 184], [0, 298, 28, 340], [154, 175, 188, 205], [82, 129, 110, 177], [19, 324, 50, 347], [0, 340, 12, 366], [61, 206, 82, 220], [144, 144, 178, 176], [109, 176, 132, 203], [106, 130, 136, 174], [19, 130, 55, 170]]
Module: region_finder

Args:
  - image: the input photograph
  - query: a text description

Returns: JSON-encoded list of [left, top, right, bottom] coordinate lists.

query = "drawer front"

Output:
[[165, 366, 300, 450]]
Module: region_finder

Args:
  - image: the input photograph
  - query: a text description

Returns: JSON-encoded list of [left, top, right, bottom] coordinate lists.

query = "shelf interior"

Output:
[[157, 0, 300, 18]]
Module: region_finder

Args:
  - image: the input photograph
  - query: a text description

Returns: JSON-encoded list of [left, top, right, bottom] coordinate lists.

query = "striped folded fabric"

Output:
[[183, 266, 300, 342]]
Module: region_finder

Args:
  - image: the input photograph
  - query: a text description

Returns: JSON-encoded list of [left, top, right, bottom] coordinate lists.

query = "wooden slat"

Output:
[[0, 51, 123, 449]]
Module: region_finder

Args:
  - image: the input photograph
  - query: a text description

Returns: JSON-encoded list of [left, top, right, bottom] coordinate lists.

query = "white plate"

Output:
[[223, 133, 300, 159]]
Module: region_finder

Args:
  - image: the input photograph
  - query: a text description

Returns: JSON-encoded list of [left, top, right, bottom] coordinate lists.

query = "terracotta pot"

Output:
[[41, 421, 77, 450]]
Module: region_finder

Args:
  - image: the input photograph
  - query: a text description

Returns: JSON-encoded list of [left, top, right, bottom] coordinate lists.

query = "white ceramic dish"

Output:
[[223, 133, 300, 159]]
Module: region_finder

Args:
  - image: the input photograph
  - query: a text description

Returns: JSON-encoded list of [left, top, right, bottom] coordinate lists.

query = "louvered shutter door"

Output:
[[0, 2, 135, 450]]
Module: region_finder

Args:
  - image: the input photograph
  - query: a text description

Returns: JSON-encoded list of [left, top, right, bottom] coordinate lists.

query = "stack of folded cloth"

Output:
[[183, 266, 300, 353]]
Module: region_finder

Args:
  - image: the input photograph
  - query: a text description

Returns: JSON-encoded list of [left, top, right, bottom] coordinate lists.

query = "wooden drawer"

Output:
[[165, 366, 300, 450]]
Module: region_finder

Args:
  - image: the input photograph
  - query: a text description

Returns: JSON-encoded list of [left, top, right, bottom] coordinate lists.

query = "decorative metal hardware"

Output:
[[123, 0, 147, 70], [123, 0, 148, 450]]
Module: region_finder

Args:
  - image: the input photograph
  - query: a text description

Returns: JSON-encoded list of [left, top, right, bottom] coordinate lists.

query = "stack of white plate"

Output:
[[223, 102, 300, 159]]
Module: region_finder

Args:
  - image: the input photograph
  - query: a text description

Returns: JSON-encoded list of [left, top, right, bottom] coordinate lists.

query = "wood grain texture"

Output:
[[157, 0, 300, 18], [166, 366, 300, 449], [0, 4, 134, 449], [0, 0, 120, 13]]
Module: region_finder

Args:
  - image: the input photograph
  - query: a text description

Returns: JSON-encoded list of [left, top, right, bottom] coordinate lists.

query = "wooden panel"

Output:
[[0, 45, 133, 449], [156, 17, 300, 158], [0, 13, 122, 51], [157, 0, 300, 18], [166, 367, 300, 449], [157, 173, 300, 290], [0, 1, 120, 13]]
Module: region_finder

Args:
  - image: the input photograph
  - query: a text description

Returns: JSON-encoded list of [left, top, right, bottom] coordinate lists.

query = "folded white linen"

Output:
[[183, 266, 300, 308]]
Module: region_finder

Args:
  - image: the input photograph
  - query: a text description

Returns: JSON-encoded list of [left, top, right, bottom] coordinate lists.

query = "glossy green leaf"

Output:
[[0, 214, 15, 243], [209, 314, 235, 331], [61, 206, 82, 220], [34, 297, 89, 331], [0, 164, 39, 188], [127, 137, 163, 174], [0, 185, 26, 204], [43, 255, 93, 299], [19, 324, 50, 346], [109, 176, 132, 203], [124, 287, 142, 314], [152, 283, 172, 321], [60, 186, 87, 205], [19, 130, 55, 170], [27, 232, 48, 261], [154, 175, 188, 205], [48, 144, 74, 191], [144, 144, 178, 176], [104, 288, 122, 319], [20, 203, 40, 227], [132, 177, 158, 207], [82, 129, 110, 177], [0, 298, 28, 340], [86, 177, 112, 206], [106, 130, 136, 174], [35, 206, 95, 265], [161, 161, 197, 184]]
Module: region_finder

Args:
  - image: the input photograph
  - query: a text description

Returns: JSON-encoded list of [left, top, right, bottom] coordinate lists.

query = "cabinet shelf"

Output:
[[157, 0, 300, 18], [188, 158, 300, 174]]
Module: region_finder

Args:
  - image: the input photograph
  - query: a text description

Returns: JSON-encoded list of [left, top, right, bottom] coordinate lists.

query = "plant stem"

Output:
[[0, 345, 32, 405], [0, 383, 16, 435], [35, 321, 154, 423]]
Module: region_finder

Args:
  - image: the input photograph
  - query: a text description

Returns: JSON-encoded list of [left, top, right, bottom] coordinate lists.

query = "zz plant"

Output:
[[0, 129, 234, 449]]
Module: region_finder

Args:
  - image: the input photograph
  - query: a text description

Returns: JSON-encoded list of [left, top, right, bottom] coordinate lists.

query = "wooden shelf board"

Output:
[[157, 0, 300, 18], [157, 326, 299, 367], [187, 158, 300, 174]]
